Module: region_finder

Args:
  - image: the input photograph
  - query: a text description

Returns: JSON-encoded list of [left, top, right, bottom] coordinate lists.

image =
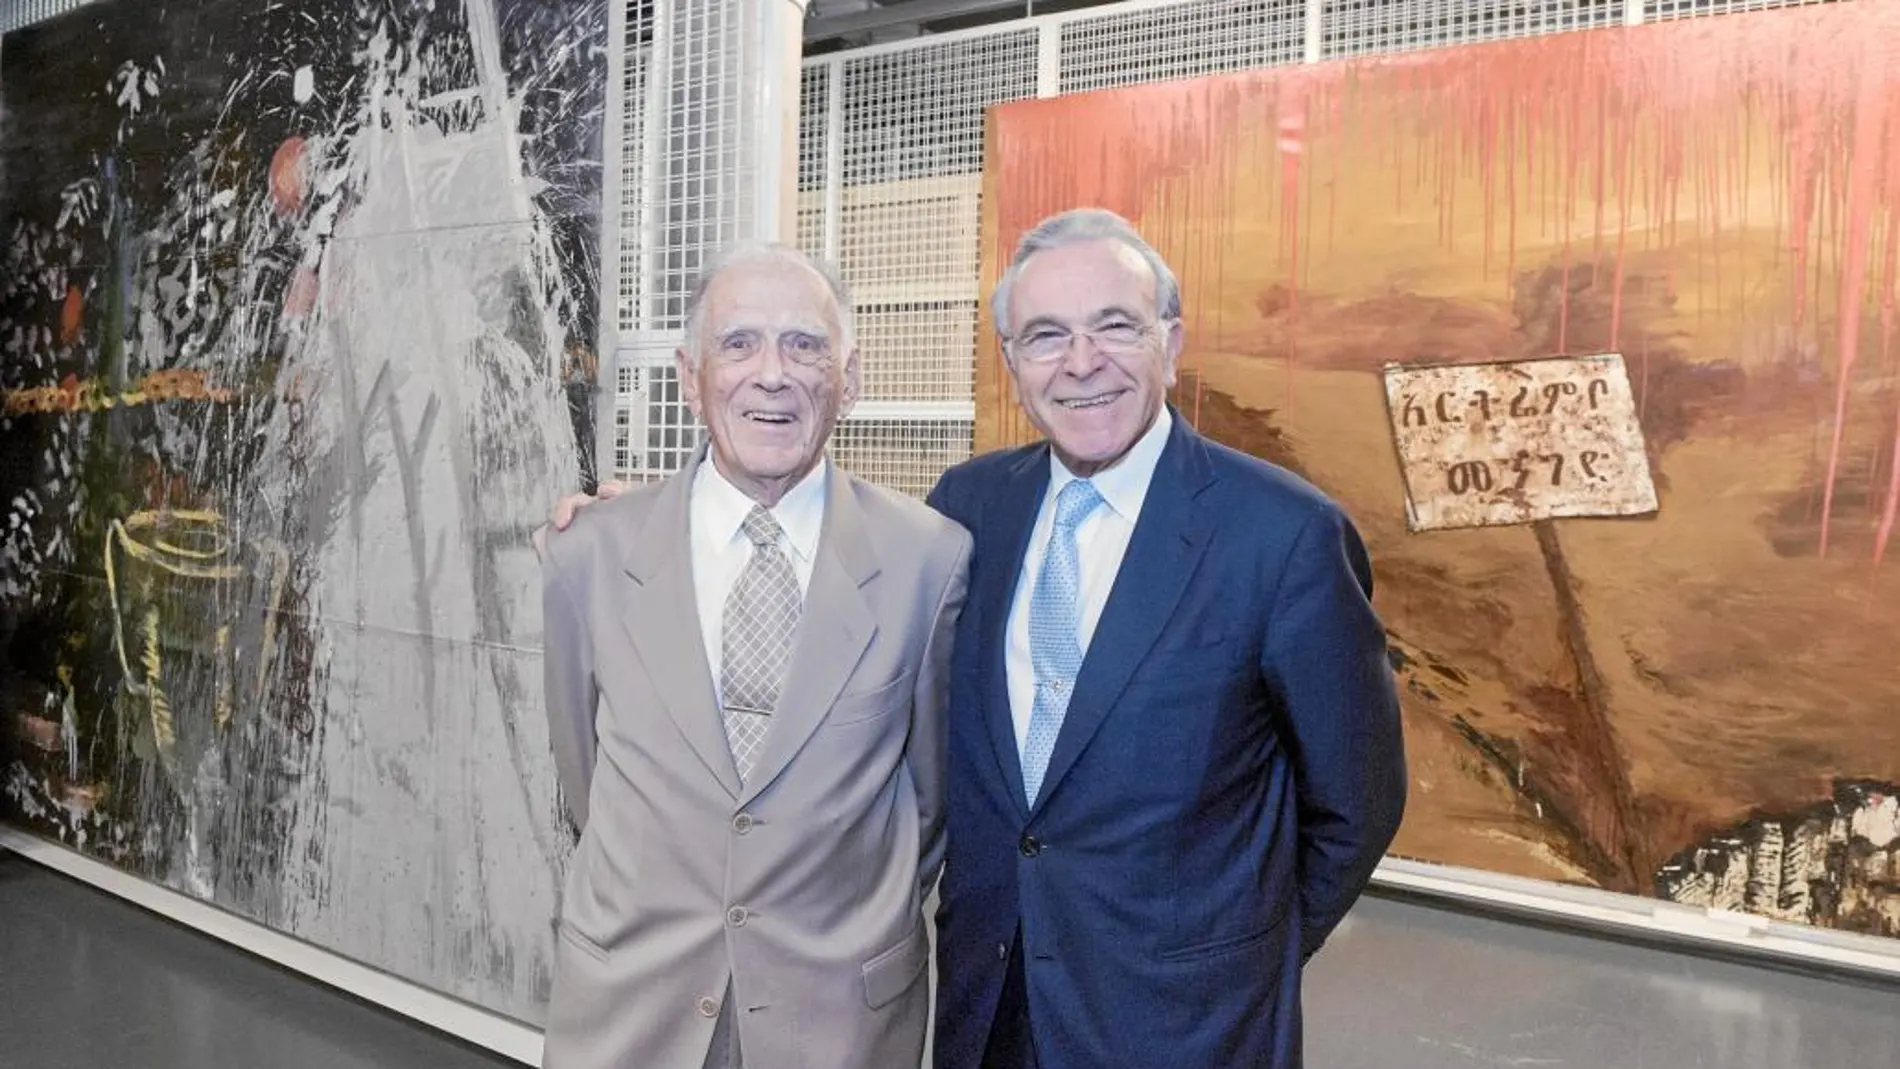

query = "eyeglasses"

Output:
[[709, 329, 834, 367], [1005, 318, 1172, 363]]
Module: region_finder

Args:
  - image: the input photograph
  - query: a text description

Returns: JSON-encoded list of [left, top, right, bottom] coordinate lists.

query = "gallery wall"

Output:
[[0, 0, 605, 1022], [978, 2, 1900, 942]]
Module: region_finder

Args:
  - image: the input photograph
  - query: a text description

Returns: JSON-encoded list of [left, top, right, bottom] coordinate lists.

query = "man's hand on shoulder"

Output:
[[551, 479, 629, 531]]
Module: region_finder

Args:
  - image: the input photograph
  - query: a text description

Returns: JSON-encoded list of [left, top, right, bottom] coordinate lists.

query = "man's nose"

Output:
[[752, 340, 790, 387], [1057, 330, 1108, 376]]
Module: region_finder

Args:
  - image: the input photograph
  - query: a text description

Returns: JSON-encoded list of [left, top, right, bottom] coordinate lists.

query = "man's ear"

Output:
[[674, 346, 702, 420], [839, 345, 862, 419], [1161, 318, 1184, 388]]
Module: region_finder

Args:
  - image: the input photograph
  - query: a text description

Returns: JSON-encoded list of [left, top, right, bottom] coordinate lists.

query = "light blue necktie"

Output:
[[1022, 478, 1104, 805]]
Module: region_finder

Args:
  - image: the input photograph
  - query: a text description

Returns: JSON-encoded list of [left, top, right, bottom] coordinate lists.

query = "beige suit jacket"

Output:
[[536, 448, 971, 1068]]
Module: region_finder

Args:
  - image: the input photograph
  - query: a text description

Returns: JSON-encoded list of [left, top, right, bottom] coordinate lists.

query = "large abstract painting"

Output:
[[980, 3, 1900, 940], [0, 0, 606, 1020]]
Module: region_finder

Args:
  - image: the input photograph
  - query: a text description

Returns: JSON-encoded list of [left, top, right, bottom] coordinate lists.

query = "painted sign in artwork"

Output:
[[977, 3, 1900, 941], [1383, 354, 1657, 531], [0, 0, 606, 1021]]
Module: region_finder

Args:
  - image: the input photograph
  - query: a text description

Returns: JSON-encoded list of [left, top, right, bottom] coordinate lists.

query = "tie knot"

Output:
[[741, 504, 785, 548], [1053, 478, 1103, 531]]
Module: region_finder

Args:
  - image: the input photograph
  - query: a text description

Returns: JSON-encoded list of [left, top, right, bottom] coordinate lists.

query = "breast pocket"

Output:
[[826, 667, 913, 727]]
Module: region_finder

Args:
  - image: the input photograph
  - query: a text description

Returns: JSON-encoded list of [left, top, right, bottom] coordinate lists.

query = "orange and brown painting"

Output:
[[977, 3, 1900, 939]]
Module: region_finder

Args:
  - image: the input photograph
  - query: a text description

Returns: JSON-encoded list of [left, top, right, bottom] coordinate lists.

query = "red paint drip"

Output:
[[1281, 85, 1306, 413], [1819, 58, 1886, 558], [1610, 79, 1634, 349]]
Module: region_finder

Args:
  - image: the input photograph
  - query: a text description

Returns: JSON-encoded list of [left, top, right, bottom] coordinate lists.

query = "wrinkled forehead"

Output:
[[1010, 239, 1159, 327], [703, 259, 842, 336]]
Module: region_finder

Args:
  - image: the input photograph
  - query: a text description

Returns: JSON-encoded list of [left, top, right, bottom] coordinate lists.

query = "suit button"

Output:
[[997, 942, 1009, 961], [1019, 834, 1041, 857], [727, 906, 749, 927], [732, 813, 754, 834], [697, 995, 720, 1017]]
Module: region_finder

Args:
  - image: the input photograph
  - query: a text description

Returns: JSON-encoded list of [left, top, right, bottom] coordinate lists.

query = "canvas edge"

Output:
[[1372, 856, 1900, 984], [0, 826, 545, 1066]]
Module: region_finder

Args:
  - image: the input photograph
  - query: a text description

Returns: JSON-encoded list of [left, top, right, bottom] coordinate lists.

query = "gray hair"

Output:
[[681, 240, 857, 362], [989, 207, 1182, 338]]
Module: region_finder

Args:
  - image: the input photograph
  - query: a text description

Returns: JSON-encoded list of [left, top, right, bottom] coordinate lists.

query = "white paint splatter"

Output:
[[250, 0, 579, 1023], [1851, 793, 1899, 850]]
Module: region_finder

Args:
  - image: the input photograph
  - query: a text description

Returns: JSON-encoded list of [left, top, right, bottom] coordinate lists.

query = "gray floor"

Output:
[[3, 852, 1896, 1068], [1304, 895, 1900, 1069], [0, 854, 514, 1068]]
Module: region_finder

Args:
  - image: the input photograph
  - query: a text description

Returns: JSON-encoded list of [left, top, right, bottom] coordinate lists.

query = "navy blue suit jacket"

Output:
[[925, 410, 1406, 1069]]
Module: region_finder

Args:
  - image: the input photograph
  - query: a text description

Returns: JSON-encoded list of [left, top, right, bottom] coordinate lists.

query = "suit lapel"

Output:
[[976, 448, 1051, 817], [618, 450, 743, 799], [739, 465, 878, 807], [1030, 416, 1217, 816]]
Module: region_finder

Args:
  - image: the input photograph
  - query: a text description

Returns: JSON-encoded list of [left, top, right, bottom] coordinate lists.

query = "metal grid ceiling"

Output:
[[1645, 0, 1840, 18], [1321, 0, 1625, 58], [1059, 0, 1306, 94]]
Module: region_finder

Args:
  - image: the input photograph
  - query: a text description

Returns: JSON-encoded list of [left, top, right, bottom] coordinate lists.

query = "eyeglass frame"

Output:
[[1002, 315, 1178, 364]]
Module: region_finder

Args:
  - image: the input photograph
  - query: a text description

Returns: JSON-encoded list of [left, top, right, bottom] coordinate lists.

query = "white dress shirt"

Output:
[[690, 453, 828, 706], [1005, 406, 1174, 751]]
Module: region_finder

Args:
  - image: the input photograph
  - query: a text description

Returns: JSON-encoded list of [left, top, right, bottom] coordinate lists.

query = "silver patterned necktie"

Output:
[[720, 504, 802, 784], [1021, 478, 1104, 804]]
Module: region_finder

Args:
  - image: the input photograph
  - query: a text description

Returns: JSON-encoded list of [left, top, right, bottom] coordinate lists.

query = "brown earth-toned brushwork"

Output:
[[977, 3, 1900, 938]]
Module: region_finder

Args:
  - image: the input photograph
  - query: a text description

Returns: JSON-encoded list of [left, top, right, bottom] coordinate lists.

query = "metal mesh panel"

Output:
[[841, 31, 1038, 186], [0, 0, 98, 34], [838, 175, 987, 312], [1059, 0, 1306, 94], [857, 302, 979, 403], [796, 62, 830, 259], [819, 30, 1037, 489], [838, 32, 1036, 297], [831, 419, 975, 499], [1321, 0, 1624, 58], [613, 363, 639, 478], [648, 2, 759, 333], [1646, 0, 1841, 19], [616, 7, 655, 337], [636, 362, 701, 478]]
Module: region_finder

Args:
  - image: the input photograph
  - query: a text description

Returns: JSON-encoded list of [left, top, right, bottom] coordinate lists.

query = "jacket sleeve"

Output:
[[537, 526, 600, 832], [909, 529, 972, 902], [1260, 505, 1408, 961]]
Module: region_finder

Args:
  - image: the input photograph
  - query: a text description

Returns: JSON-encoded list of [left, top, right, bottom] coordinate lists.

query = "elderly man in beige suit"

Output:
[[535, 241, 972, 1069]]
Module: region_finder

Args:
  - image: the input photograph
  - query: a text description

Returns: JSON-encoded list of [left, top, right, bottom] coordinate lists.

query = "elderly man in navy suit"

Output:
[[925, 207, 1405, 1069], [552, 209, 1406, 1069]]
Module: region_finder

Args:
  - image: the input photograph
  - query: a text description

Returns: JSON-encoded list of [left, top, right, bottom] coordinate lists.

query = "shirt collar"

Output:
[[695, 450, 829, 565], [1047, 404, 1173, 523]]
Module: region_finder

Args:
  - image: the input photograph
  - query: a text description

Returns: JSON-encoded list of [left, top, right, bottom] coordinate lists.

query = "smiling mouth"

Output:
[[1056, 392, 1122, 410], [745, 411, 796, 425]]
